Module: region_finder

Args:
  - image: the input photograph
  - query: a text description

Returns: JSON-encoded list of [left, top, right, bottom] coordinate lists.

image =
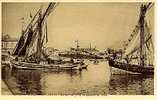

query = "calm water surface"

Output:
[[2, 60, 154, 95]]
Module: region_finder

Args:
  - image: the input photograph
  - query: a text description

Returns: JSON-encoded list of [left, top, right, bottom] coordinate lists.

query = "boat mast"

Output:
[[76, 40, 80, 50], [89, 43, 91, 50], [139, 4, 145, 66], [139, 3, 151, 66]]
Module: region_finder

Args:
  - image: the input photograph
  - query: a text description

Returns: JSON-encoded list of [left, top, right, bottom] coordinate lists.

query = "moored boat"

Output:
[[108, 59, 154, 74], [9, 3, 87, 70], [108, 3, 154, 75]]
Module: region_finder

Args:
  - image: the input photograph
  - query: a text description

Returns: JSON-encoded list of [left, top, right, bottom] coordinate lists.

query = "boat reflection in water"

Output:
[[109, 73, 153, 95], [2, 61, 153, 95]]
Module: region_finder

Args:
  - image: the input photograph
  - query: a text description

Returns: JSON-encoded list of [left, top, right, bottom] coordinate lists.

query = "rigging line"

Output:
[[126, 44, 139, 57], [145, 41, 150, 51], [146, 23, 154, 51], [124, 30, 139, 50], [146, 3, 154, 12], [144, 21, 151, 36], [126, 34, 153, 57], [145, 41, 153, 56], [125, 27, 152, 57], [150, 38, 154, 51], [144, 21, 154, 50], [144, 43, 152, 64], [123, 24, 140, 48], [145, 34, 152, 45], [145, 29, 153, 47]]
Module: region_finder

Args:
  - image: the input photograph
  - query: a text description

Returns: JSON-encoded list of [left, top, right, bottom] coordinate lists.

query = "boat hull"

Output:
[[10, 60, 86, 70], [108, 60, 154, 75]]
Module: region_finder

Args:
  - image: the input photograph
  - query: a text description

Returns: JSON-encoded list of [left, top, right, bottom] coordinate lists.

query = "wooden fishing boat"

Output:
[[108, 60, 154, 74], [108, 3, 154, 75], [9, 3, 87, 70], [10, 59, 79, 70]]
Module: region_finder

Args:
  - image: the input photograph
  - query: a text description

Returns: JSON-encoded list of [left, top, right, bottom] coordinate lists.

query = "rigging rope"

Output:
[[123, 3, 154, 56]]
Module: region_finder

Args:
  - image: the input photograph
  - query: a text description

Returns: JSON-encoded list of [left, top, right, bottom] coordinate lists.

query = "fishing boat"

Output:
[[108, 3, 154, 75], [9, 3, 87, 70]]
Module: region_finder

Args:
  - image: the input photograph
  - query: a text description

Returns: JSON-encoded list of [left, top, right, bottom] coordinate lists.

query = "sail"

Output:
[[122, 3, 154, 66], [17, 28, 34, 56], [12, 3, 57, 59], [12, 9, 41, 56], [12, 33, 25, 55], [40, 3, 57, 25], [124, 30, 140, 57], [24, 28, 38, 59], [13, 28, 34, 57], [23, 23, 48, 61], [34, 3, 57, 61], [41, 21, 48, 46]]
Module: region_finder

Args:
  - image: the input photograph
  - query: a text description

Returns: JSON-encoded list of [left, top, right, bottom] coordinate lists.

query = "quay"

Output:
[[1, 80, 13, 95]]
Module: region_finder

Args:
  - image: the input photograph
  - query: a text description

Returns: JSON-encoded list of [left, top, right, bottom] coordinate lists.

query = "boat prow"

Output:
[[108, 59, 154, 75]]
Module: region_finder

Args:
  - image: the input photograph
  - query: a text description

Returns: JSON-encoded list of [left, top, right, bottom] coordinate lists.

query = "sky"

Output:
[[2, 2, 154, 50]]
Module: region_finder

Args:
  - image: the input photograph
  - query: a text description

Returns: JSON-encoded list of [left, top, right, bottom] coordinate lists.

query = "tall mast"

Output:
[[139, 3, 151, 66], [139, 4, 145, 66], [76, 40, 80, 50], [89, 43, 91, 50]]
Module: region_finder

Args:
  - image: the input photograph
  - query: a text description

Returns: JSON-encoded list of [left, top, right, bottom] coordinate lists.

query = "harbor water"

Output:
[[2, 60, 154, 95]]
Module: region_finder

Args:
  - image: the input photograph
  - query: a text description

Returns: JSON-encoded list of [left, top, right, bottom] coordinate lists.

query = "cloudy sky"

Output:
[[2, 2, 154, 50]]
